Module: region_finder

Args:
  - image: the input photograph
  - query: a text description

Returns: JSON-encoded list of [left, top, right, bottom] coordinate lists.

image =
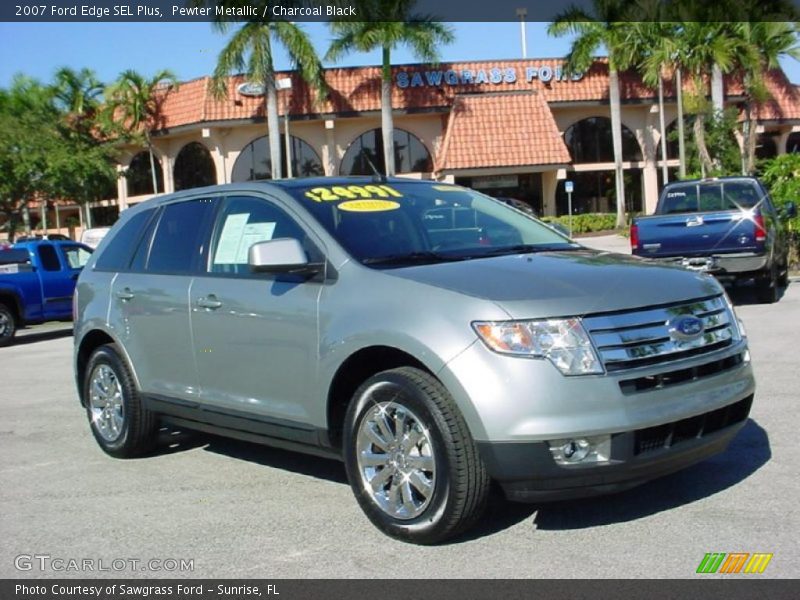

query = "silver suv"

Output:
[[74, 178, 754, 544]]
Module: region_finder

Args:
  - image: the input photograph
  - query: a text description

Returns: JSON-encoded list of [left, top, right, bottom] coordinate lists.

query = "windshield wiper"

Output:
[[362, 251, 462, 267], [469, 243, 580, 257]]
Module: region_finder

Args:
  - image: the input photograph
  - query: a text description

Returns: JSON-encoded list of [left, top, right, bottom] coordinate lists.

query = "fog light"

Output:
[[549, 435, 611, 465]]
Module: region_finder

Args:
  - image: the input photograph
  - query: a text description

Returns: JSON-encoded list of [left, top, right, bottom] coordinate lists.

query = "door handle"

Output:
[[115, 288, 135, 301], [196, 295, 222, 310]]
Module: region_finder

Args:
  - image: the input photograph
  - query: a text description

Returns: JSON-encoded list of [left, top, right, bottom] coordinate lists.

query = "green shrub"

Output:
[[759, 154, 800, 267], [541, 213, 619, 235]]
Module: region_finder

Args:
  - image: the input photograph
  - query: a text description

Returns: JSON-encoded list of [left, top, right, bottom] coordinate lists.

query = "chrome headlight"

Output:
[[472, 318, 604, 376]]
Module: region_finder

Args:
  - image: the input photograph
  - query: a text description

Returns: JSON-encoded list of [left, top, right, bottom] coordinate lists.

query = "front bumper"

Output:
[[478, 395, 751, 502]]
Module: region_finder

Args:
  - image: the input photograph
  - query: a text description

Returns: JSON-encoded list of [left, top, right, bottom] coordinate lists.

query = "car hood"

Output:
[[387, 249, 723, 319]]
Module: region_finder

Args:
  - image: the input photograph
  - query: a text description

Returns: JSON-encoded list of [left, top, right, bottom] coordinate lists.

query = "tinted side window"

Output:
[[210, 196, 307, 276], [38, 245, 61, 271], [147, 199, 216, 274], [94, 209, 154, 271]]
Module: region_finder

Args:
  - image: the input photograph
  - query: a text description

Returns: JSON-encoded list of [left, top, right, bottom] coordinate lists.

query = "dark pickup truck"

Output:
[[631, 177, 796, 303], [0, 240, 93, 346]]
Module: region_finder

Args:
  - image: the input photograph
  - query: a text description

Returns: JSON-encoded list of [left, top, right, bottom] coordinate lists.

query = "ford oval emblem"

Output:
[[237, 82, 265, 97], [668, 315, 705, 342]]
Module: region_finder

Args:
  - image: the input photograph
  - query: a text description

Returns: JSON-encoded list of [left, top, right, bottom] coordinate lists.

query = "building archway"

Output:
[[787, 131, 800, 153], [231, 135, 323, 181], [340, 128, 433, 175], [559, 117, 643, 216], [173, 142, 217, 191], [126, 151, 164, 197], [755, 134, 778, 160], [563, 116, 642, 163]]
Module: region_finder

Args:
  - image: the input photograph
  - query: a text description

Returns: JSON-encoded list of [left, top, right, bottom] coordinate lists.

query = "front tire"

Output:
[[83, 344, 156, 458], [343, 367, 490, 544], [0, 304, 17, 347]]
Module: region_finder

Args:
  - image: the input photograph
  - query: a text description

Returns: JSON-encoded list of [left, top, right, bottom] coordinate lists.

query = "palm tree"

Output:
[[734, 22, 800, 174], [210, 16, 324, 180], [666, 22, 743, 176], [617, 9, 678, 184], [104, 69, 178, 195], [52, 67, 103, 136], [549, 0, 637, 228], [326, 1, 454, 176]]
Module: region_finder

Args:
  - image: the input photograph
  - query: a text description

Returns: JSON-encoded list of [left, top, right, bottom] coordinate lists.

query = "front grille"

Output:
[[583, 295, 738, 373], [633, 396, 752, 456], [619, 353, 745, 395]]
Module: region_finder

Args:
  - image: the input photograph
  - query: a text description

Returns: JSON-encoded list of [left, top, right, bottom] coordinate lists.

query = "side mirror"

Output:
[[248, 238, 321, 275], [783, 202, 797, 219]]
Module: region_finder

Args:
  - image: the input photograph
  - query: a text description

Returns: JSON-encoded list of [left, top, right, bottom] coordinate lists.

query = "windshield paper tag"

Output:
[[304, 184, 403, 203], [338, 200, 400, 212]]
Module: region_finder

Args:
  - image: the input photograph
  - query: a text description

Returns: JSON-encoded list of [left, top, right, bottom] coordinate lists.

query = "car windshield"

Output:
[[659, 181, 764, 214], [288, 181, 576, 267]]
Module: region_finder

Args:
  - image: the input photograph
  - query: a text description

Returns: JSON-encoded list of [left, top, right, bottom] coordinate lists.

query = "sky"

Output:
[[1, 21, 799, 89]]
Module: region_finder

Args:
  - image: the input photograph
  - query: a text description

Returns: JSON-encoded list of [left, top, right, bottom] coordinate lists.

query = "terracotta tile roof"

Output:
[[747, 71, 800, 121], [435, 92, 571, 172], [148, 58, 800, 131]]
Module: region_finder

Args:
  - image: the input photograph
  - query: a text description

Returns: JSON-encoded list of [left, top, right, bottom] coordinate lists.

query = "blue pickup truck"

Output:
[[0, 240, 93, 346], [631, 176, 796, 303]]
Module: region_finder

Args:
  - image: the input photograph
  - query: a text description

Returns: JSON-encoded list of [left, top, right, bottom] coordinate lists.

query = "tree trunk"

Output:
[[744, 104, 758, 175], [381, 45, 395, 177], [711, 63, 724, 114], [694, 112, 714, 176], [21, 205, 31, 236], [609, 68, 626, 229], [658, 74, 668, 183], [147, 137, 158, 194], [265, 72, 282, 180], [676, 68, 686, 179]]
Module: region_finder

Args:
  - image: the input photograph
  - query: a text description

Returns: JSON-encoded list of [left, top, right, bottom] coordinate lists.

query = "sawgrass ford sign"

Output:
[[396, 64, 584, 88]]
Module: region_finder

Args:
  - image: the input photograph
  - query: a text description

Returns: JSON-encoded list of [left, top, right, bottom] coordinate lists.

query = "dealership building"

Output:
[[26, 57, 800, 234]]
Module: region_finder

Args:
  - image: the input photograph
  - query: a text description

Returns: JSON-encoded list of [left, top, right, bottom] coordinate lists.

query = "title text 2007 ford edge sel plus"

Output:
[[74, 178, 754, 543]]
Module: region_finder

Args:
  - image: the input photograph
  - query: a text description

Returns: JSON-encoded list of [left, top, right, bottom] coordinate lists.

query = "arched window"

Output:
[[657, 119, 682, 161], [563, 117, 642, 163], [126, 151, 164, 196], [340, 128, 433, 175], [755, 134, 778, 160], [231, 135, 323, 182], [173, 142, 217, 191], [787, 132, 800, 153]]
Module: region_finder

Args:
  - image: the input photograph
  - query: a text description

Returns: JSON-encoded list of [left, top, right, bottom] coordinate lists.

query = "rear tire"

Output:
[[756, 263, 779, 304], [83, 344, 157, 458], [0, 303, 17, 347], [778, 255, 790, 288], [343, 367, 490, 544]]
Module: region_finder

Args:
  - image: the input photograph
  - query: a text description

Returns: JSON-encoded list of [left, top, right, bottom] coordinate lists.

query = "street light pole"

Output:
[[276, 78, 293, 178], [516, 8, 527, 59]]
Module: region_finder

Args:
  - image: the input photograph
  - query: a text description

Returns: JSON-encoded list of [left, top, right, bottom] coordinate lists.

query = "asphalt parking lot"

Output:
[[1, 271, 798, 579]]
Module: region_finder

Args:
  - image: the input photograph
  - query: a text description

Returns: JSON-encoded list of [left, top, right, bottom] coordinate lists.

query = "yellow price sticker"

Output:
[[304, 184, 403, 202], [338, 200, 400, 213]]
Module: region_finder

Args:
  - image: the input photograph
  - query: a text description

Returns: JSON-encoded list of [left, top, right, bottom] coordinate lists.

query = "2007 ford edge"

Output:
[[74, 178, 754, 543]]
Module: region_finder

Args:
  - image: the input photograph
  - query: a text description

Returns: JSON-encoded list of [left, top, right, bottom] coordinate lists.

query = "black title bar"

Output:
[[3, 0, 800, 22]]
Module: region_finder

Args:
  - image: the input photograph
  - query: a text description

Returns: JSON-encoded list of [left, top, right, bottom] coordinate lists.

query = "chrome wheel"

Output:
[[0, 312, 9, 337], [355, 397, 436, 520], [88, 364, 125, 442]]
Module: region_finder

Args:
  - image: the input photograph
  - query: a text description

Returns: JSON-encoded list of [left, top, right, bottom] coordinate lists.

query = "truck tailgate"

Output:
[[636, 211, 760, 257]]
